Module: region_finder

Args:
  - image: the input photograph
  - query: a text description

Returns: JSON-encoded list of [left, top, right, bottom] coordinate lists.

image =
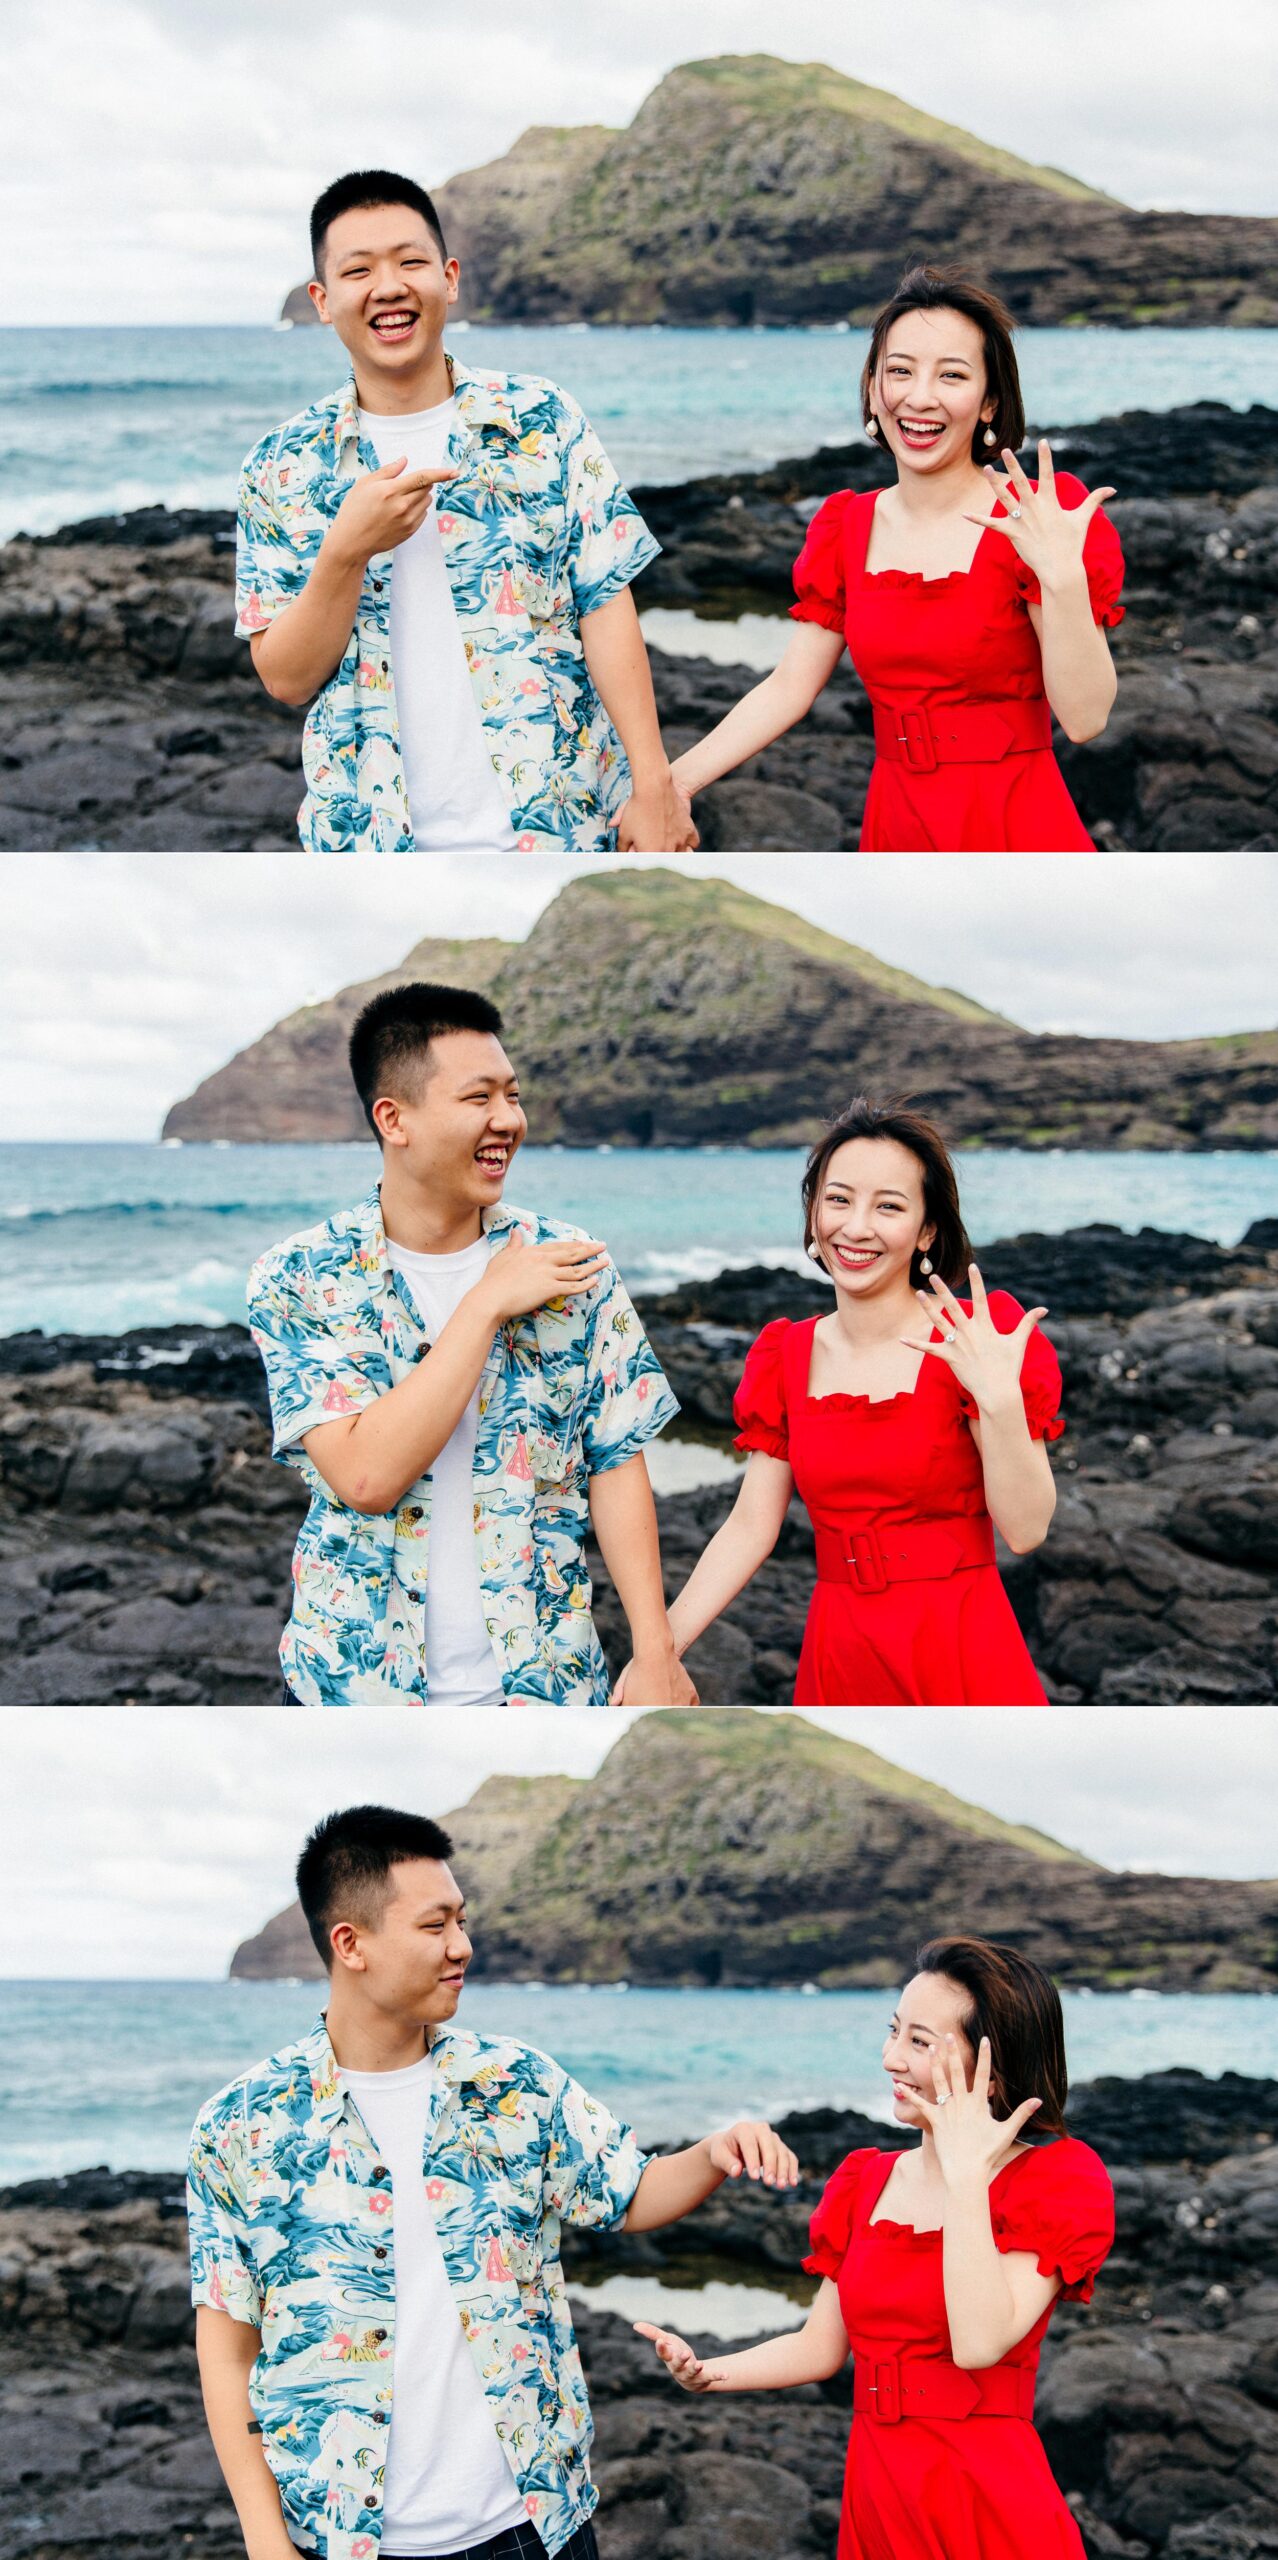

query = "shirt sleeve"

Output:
[[559, 391, 661, 619], [802, 2149, 875, 2279], [234, 436, 310, 638], [789, 491, 853, 635], [1009, 473, 1125, 628], [187, 2101, 264, 2327], [541, 2057, 650, 2228], [579, 1260, 679, 1475], [955, 1292, 1065, 1444], [732, 1319, 791, 1460], [247, 1251, 387, 1463], [990, 2139, 1115, 2303]]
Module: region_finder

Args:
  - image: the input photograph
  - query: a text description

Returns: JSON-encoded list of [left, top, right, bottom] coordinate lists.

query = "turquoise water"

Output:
[[0, 1979, 1271, 2184], [1, 322, 1275, 541], [2, 1141, 1276, 1337]]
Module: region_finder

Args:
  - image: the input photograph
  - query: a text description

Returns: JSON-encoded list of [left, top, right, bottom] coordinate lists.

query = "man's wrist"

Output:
[[320, 520, 370, 579]]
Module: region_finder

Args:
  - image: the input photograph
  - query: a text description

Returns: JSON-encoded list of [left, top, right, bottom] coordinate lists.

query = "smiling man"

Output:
[[189, 1805, 798, 2560], [247, 981, 691, 1707], [237, 167, 693, 855]]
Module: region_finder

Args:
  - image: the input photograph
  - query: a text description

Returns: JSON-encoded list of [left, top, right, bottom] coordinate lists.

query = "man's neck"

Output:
[[378, 1163, 489, 1256], [353, 342, 453, 417], [324, 1997, 434, 2075]]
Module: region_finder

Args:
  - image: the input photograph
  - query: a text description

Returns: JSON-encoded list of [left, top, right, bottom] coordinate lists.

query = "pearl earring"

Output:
[[866, 416, 879, 439], [983, 427, 997, 448], [807, 1241, 825, 1265], [919, 1253, 933, 1276]]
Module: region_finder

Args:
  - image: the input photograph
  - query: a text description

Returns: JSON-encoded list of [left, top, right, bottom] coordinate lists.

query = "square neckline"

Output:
[[803, 1311, 935, 1411], [859, 485, 997, 588], [866, 2141, 1037, 2235]]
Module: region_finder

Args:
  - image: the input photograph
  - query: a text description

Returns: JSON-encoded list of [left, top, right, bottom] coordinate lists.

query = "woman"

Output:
[[637, 1935, 1115, 2560], [627, 1096, 1063, 1706], [671, 266, 1125, 850]]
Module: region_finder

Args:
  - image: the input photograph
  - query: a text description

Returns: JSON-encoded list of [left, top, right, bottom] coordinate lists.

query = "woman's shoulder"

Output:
[[1001, 2132, 1112, 2204]]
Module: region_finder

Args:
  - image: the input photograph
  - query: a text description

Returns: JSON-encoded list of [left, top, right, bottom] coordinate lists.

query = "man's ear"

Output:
[[308, 277, 331, 327]]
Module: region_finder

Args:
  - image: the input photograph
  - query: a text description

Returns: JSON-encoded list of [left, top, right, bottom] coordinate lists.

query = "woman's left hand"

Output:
[[964, 439, 1115, 593], [913, 2032, 1041, 2191], [901, 1263, 1045, 1421]]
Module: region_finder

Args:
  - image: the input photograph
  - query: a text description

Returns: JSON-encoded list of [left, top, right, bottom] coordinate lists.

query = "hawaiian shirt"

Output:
[[187, 2016, 648, 2560], [247, 1189, 678, 1708], [235, 360, 660, 853]]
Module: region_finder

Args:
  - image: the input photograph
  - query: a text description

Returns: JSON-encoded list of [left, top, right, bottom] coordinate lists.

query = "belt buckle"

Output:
[[847, 1528, 888, 1594], [871, 2358, 901, 2423], [896, 707, 937, 773]]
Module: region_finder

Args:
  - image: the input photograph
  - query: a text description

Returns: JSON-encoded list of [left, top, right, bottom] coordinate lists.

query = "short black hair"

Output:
[[310, 168, 448, 275], [297, 1804, 456, 1968], [348, 981, 505, 1137]]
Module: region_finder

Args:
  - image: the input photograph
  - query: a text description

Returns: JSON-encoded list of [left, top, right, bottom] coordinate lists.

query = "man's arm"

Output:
[[196, 2306, 295, 2560], [588, 1451, 695, 1706], [581, 587, 696, 851], [250, 459, 457, 708], [623, 2121, 800, 2230]]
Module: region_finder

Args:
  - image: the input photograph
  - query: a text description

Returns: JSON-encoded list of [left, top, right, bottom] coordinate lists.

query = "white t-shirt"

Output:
[[387, 1235, 505, 1710], [357, 396, 518, 853], [338, 2055, 526, 2556]]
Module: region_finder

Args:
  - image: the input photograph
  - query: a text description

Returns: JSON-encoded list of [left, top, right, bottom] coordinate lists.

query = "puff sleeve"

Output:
[[732, 1318, 791, 1460], [802, 2149, 876, 2280], [990, 2138, 1115, 2303], [1008, 472, 1125, 628], [955, 1290, 1064, 1444], [789, 490, 854, 636]]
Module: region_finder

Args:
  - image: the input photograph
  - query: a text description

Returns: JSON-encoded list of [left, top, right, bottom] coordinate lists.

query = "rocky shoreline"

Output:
[[1, 402, 1275, 850], [2, 1221, 1276, 1704], [5, 2070, 1278, 2559]]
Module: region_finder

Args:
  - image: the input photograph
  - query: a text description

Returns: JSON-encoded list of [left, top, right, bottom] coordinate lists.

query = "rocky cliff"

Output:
[[283, 57, 1278, 327], [159, 869, 1278, 1149], [226, 1710, 1278, 1992]]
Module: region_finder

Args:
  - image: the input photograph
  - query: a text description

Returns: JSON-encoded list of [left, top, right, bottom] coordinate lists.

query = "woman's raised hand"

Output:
[[634, 2321, 716, 2392], [912, 2033, 1041, 2190], [900, 1263, 1045, 1422], [964, 439, 1115, 591]]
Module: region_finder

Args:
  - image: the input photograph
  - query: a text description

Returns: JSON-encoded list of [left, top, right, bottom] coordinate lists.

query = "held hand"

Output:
[[707, 2121, 801, 2189], [634, 2322, 715, 2392], [911, 2033, 1041, 2190], [617, 1644, 699, 1707], [478, 1231, 611, 1325], [963, 440, 1115, 593], [616, 773, 701, 852], [900, 1262, 1046, 1422], [329, 455, 460, 568]]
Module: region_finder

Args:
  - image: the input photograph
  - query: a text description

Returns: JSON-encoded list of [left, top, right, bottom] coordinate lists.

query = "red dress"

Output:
[[733, 1292, 1064, 1705], [807, 2142, 1115, 2560], [790, 477, 1125, 850]]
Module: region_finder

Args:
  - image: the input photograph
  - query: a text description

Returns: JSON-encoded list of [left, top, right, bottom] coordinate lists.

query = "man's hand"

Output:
[[477, 1231, 610, 1325], [613, 1640, 698, 1706], [708, 2122, 801, 2189], [615, 773, 700, 852], [327, 455, 459, 571]]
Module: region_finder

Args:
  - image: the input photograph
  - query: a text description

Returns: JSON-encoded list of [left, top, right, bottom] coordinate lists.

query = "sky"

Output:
[[0, 851, 1272, 1144], [3, 1705, 1276, 1979], [3, 1, 1276, 325]]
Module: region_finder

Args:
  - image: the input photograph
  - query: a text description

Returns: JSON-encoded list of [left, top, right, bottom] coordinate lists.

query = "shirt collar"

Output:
[[346, 1185, 523, 1276], [301, 2013, 492, 2131], [333, 354, 524, 464]]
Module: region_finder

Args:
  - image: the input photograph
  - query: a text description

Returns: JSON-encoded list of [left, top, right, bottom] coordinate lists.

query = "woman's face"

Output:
[[883, 1972, 977, 2126], [873, 306, 996, 475], [812, 1136, 935, 1301]]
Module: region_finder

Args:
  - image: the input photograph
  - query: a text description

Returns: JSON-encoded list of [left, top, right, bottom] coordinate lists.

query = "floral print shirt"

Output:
[[187, 2016, 648, 2560], [235, 360, 660, 852], [247, 1189, 678, 1707]]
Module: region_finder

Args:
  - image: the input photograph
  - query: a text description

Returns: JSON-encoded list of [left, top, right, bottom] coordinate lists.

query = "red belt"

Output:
[[814, 1516, 995, 1593], [854, 2354, 1036, 2424], [873, 699, 1052, 772]]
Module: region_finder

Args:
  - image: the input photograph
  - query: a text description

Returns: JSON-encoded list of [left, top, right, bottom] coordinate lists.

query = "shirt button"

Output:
[[371, 2166, 389, 2183], [374, 2245, 387, 2258]]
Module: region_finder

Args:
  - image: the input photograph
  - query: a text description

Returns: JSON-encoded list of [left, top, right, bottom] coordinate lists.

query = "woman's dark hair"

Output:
[[860, 264, 1026, 461], [915, 1935, 1068, 2136], [802, 1095, 970, 1290]]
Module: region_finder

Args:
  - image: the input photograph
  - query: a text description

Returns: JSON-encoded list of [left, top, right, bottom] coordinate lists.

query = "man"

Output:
[[189, 1805, 799, 2560], [248, 982, 692, 1708], [238, 167, 695, 855]]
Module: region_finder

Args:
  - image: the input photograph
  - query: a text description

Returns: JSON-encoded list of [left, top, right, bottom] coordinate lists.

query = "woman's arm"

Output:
[[940, 2193, 1060, 2369], [968, 1412, 1056, 1555], [1028, 596, 1117, 744], [196, 2307, 298, 2560], [665, 1451, 795, 1655], [671, 624, 846, 797], [636, 2276, 850, 2393]]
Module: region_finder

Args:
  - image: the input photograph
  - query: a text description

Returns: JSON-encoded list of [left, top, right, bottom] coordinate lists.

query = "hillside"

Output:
[[230, 1710, 1278, 1991], [162, 869, 1278, 1149], [283, 56, 1278, 328]]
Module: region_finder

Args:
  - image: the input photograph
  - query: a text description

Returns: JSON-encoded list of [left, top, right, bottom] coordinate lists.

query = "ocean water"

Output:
[[2, 1141, 1277, 1339], [0, 1979, 1272, 2186], [1, 322, 1276, 543]]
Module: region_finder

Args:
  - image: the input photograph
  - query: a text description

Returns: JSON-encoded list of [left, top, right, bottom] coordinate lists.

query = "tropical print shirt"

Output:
[[247, 1189, 678, 1708], [235, 359, 660, 852], [187, 2016, 648, 2560]]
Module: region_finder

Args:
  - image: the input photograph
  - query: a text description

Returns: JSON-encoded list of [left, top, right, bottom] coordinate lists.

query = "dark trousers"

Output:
[[389, 2526, 600, 2560]]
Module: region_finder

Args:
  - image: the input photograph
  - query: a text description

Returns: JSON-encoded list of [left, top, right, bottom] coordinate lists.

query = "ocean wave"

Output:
[[0, 1197, 312, 1225]]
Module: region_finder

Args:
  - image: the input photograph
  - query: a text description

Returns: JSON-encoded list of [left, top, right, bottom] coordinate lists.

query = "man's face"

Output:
[[309, 201, 460, 376], [375, 1028, 527, 1206], [332, 1858, 473, 2020]]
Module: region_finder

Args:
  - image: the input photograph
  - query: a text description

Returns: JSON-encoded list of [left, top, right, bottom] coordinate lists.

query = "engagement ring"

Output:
[[1009, 503, 1023, 519]]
